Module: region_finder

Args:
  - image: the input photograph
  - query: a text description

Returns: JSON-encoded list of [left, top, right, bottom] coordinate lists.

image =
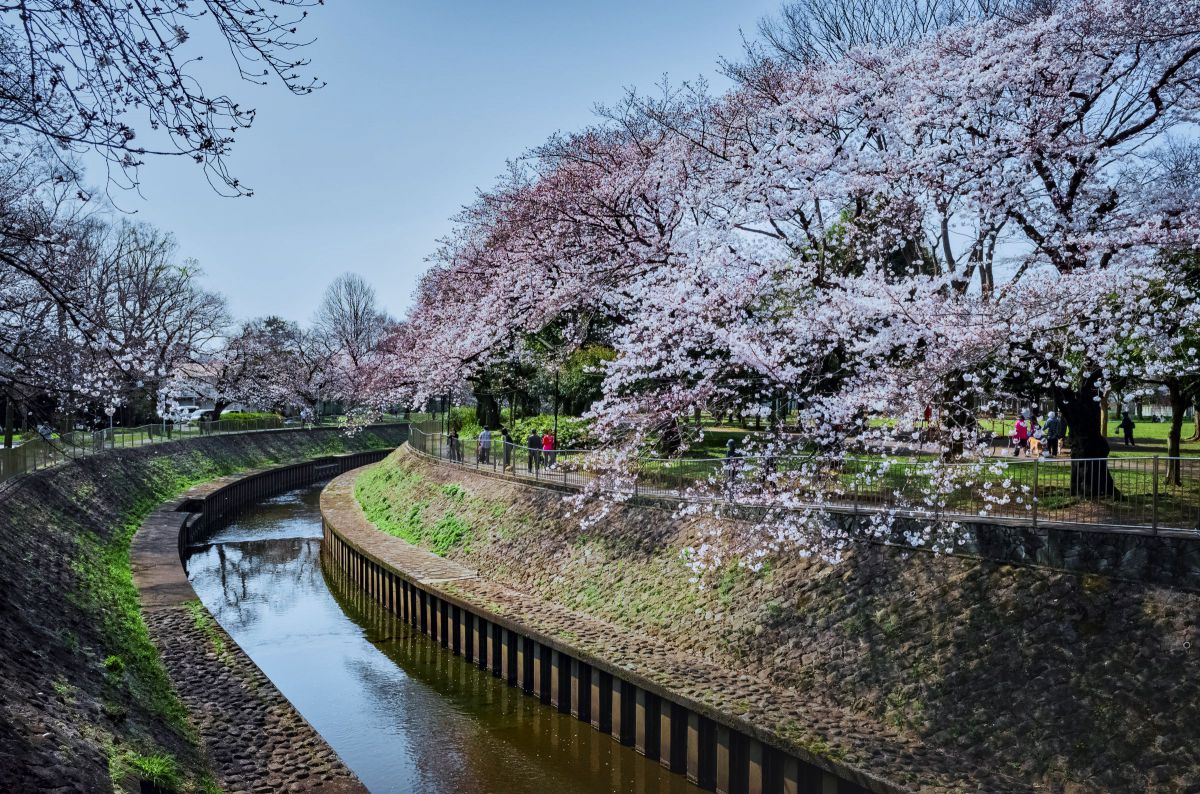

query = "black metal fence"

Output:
[[0, 417, 408, 486], [408, 425, 1200, 534]]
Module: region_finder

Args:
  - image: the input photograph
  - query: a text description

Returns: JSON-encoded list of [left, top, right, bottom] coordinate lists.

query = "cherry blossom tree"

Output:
[[374, 0, 1200, 563]]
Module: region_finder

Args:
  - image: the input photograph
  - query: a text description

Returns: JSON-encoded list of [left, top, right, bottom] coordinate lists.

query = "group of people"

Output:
[[443, 427, 558, 471], [1010, 410, 1066, 457]]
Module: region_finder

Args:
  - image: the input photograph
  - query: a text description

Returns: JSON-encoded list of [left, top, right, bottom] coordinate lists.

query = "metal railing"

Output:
[[409, 426, 1200, 534], [0, 415, 409, 487]]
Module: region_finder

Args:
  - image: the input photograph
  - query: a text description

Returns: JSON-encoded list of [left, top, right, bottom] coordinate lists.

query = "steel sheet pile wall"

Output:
[[321, 498, 879, 794]]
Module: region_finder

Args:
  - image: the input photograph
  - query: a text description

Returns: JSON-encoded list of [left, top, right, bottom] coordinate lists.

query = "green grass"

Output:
[[72, 511, 196, 736], [110, 749, 182, 790], [59, 432, 396, 792], [355, 464, 475, 555]]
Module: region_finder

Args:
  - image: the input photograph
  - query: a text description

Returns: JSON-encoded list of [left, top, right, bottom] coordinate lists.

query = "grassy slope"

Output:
[[355, 448, 1200, 791], [0, 428, 398, 793]]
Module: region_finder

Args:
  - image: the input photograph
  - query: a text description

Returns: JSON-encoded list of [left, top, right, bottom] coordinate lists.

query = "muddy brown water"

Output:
[[185, 484, 701, 794]]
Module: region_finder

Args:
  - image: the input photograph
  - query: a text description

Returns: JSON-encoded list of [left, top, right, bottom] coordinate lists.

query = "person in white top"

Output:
[[478, 427, 492, 464]]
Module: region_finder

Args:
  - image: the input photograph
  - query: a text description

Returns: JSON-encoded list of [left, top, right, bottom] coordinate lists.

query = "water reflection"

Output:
[[186, 485, 700, 794]]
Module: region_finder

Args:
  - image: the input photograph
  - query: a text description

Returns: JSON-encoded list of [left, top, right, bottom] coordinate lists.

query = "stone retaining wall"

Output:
[[323, 466, 1024, 794], [349, 445, 1200, 792], [134, 450, 393, 793], [0, 425, 404, 792]]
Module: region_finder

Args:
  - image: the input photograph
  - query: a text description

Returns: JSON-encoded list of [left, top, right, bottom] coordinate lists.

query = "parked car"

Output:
[[185, 408, 214, 422]]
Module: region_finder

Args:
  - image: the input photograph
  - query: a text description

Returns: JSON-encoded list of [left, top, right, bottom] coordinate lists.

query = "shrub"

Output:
[[446, 407, 482, 438], [214, 411, 280, 423], [510, 415, 592, 448]]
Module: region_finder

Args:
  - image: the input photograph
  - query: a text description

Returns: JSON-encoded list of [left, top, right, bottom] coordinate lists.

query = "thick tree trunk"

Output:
[[1056, 372, 1119, 498], [1167, 382, 1187, 486], [474, 392, 501, 429], [941, 376, 975, 460]]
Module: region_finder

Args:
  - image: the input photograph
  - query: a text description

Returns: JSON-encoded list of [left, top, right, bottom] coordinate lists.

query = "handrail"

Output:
[[407, 426, 1200, 534]]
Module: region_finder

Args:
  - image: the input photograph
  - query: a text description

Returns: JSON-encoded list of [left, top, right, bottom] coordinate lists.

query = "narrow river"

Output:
[[185, 483, 700, 794]]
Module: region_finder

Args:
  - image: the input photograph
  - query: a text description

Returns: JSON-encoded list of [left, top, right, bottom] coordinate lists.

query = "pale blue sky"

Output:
[[114, 1, 779, 323]]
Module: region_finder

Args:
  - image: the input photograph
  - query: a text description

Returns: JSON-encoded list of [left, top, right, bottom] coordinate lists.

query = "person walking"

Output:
[[501, 428, 513, 471], [1011, 414, 1030, 457], [526, 429, 542, 473], [1043, 412, 1064, 457], [448, 429, 461, 463], [1118, 411, 1136, 446], [478, 427, 492, 464], [542, 432, 556, 468]]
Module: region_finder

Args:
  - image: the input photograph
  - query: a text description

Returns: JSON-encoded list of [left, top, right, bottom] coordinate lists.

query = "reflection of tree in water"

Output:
[[190, 536, 322, 632], [187, 488, 325, 632]]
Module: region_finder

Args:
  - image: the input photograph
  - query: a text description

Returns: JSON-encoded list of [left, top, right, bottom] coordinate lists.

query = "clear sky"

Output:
[[112, 1, 780, 324]]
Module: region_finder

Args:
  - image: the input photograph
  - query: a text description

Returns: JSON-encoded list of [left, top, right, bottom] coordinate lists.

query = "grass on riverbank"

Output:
[[33, 429, 402, 792], [355, 464, 477, 555]]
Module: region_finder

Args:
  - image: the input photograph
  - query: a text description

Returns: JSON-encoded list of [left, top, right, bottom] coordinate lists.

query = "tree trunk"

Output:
[[212, 400, 230, 420], [1188, 395, 1200, 442], [1167, 381, 1187, 486], [474, 392, 501, 429], [1056, 372, 1119, 498], [3, 394, 13, 449], [941, 376, 974, 460]]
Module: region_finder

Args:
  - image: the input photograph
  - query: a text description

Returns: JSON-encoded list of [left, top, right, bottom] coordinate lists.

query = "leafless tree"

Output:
[[313, 273, 388, 368], [0, 1, 323, 195], [724, 0, 1032, 95]]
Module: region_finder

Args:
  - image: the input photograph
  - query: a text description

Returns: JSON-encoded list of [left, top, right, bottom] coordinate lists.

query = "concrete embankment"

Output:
[[344, 445, 1200, 793], [0, 426, 404, 792]]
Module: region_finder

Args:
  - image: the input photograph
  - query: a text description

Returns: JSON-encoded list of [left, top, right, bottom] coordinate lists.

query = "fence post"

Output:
[[1031, 458, 1039, 530], [1152, 456, 1160, 535]]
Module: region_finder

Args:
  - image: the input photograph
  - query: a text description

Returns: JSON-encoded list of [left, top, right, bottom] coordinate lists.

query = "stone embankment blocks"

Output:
[[0, 424, 405, 792], [323, 467, 1029, 794], [134, 452, 393, 793]]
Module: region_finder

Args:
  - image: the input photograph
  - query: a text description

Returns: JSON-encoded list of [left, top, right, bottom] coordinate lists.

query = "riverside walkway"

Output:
[[410, 427, 1200, 537]]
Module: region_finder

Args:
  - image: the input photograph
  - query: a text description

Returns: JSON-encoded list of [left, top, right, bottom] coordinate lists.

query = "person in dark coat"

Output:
[[501, 428, 513, 471], [1043, 412, 1064, 457], [526, 430, 542, 472], [1118, 411, 1136, 446]]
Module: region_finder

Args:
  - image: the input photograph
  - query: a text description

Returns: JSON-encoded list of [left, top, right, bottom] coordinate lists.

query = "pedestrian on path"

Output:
[[501, 428, 513, 471], [526, 429, 542, 473], [542, 432, 556, 467], [1011, 414, 1030, 457], [448, 429, 462, 463], [1043, 412, 1064, 457], [1118, 411, 1136, 446], [478, 427, 492, 464], [724, 438, 743, 498]]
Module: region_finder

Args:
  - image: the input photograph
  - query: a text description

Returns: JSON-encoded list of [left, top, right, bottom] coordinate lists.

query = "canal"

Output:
[[185, 482, 701, 794]]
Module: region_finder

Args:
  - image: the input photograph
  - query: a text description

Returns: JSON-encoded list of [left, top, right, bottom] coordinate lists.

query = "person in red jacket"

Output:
[[542, 432, 556, 467], [1011, 415, 1030, 457]]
